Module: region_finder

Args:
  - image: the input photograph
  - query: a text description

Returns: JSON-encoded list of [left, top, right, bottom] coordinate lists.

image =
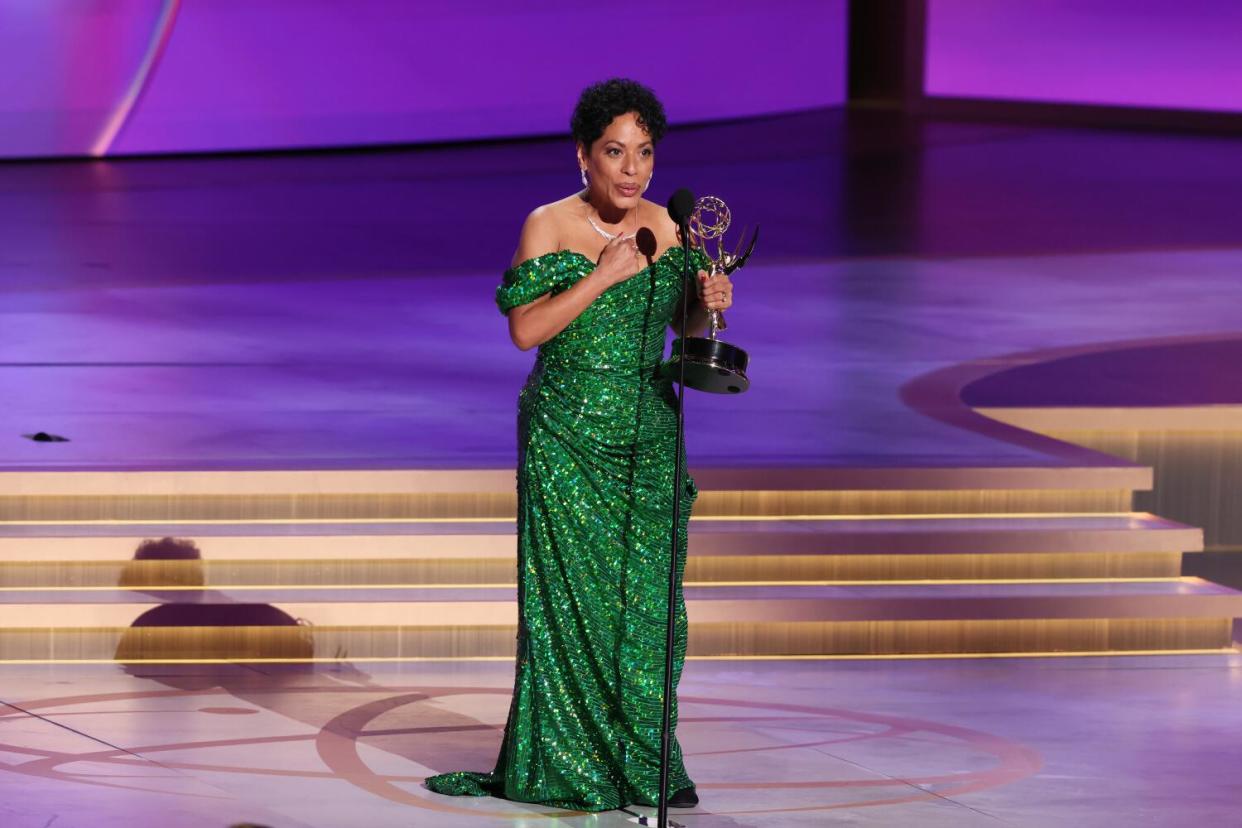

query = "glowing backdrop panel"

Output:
[[0, 0, 846, 158], [925, 0, 1242, 112]]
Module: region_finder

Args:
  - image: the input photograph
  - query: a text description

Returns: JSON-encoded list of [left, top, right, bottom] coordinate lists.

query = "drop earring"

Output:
[[580, 168, 589, 188], [643, 172, 653, 194]]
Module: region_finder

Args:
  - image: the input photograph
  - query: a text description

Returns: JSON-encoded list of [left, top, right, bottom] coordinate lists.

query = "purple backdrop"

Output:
[[925, 0, 1242, 112], [0, 0, 846, 158]]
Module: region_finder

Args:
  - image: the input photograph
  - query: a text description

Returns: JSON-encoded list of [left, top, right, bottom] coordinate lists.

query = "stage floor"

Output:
[[2, 654, 1240, 827], [5, 107, 1242, 827], [5, 109, 1242, 472]]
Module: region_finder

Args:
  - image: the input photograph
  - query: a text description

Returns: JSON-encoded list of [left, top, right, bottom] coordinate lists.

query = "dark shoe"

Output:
[[669, 786, 698, 808]]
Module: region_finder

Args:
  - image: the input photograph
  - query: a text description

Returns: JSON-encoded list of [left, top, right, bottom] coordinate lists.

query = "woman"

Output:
[[425, 78, 734, 812]]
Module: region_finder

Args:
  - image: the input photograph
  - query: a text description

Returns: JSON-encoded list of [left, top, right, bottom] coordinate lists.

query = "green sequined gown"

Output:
[[424, 247, 707, 811]]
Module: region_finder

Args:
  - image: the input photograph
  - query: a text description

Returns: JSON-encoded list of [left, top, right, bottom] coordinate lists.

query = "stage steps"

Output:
[[0, 467, 1237, 661], [0, 466, 1142, 521], [0, 579, 1234, 660], [0, 514, 1201, 587]]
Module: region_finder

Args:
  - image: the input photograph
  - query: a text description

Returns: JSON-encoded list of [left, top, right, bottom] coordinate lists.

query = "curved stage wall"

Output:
[[0, 0, 846, 159], [926, 0, 1242, 112]]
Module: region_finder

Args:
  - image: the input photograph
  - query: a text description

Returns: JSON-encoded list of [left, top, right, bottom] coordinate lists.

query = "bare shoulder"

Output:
[[512, 198, 576, 266]]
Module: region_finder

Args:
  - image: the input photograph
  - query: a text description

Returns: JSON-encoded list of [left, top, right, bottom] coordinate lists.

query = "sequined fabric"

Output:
[[424, 247, 707, 811]]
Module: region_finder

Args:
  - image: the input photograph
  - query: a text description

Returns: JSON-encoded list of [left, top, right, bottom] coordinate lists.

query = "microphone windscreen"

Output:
[[667, 189, 695, 225], [634, 227, 658, 258]]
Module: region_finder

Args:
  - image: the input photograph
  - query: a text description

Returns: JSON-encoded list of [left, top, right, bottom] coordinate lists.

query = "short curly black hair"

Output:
[[570, 78, 668, 150]]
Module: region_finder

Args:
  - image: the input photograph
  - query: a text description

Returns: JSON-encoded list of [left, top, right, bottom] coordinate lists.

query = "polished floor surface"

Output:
[[2, 654, 1240, 827], [6, 109, 1242, 827]]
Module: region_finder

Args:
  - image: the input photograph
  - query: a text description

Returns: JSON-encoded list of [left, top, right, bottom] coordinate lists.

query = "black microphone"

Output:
[[635, 226, 658, 260], [667, 188, 695, 228]]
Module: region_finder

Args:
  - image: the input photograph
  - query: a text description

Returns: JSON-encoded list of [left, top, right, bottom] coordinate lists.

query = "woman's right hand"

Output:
[[593, 233, 645, 287]]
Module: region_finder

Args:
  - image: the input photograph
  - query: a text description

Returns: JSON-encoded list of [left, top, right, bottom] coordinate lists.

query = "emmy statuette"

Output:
[[661, 195, 758, 394]]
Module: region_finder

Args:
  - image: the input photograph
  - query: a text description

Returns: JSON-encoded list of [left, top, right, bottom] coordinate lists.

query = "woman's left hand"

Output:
[[697, 270, 733, 311]]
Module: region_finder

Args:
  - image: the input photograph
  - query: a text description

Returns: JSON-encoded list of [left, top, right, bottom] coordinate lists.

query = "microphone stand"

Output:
[[641, 201, 695, 828]]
